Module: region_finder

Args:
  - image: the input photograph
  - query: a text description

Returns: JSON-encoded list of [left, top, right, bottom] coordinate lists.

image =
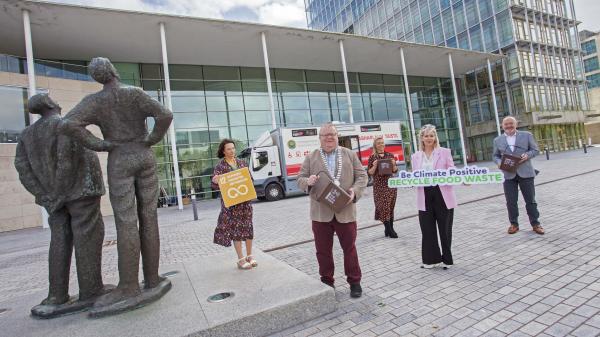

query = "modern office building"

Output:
[[0, 0, 501, 231], [579, 30, 600, 143], [305, 0, 599, 160]]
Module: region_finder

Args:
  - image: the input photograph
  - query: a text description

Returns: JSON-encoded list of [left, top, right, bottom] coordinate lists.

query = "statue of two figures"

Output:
[[15, 57, 173, 319]]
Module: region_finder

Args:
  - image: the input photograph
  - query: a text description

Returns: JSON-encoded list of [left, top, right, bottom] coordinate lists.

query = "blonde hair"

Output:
[[419, 124, 439, 151], [372, 136, 385, 155]]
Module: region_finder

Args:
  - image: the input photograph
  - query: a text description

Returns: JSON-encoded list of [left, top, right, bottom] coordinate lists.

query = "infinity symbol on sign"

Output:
[[227, 185, 249, 199]]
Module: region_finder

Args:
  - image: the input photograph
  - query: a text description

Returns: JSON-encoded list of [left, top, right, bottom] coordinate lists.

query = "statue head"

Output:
[[89, 57, 120, 84], [28, 93, 61, 115]]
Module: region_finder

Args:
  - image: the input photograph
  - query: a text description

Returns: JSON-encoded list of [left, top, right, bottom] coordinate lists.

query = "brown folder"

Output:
[[499, 153, 522, 173], [377, 158, 394, 176], [311, 172, 352, 213]]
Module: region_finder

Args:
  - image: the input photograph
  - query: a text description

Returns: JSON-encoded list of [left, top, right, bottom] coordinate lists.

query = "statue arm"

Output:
[[137, 90, 173, 146], [14, 139, 51, 207], [60, 98, 112, 152]]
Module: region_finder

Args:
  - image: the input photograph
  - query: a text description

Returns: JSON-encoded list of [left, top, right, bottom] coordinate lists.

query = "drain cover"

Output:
[[207, 292, 234, 303], [162, 270, 180, 278]]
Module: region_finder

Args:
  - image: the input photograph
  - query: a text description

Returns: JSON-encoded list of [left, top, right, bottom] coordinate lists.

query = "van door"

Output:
[[338, 135, 363, 164]]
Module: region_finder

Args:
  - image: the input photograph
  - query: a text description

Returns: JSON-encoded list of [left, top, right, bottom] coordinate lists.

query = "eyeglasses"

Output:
[[319, 133, 338, 138], [421, 124, 436, 130]]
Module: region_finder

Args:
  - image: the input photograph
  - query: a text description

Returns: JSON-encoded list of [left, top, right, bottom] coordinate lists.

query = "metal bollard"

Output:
[[191, 189, 198, 221], [583, 143, 588, 154], [545, 148, 549, 160]]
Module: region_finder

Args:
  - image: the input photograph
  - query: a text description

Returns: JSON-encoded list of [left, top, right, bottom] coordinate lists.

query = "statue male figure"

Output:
[[14, 94, 107, 318], [60, 57, 173, 315]]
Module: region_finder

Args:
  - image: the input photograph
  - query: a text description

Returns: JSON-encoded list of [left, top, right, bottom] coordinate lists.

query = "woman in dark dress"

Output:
[[367, 136, 399, 238], [211, 139, 256, 269]]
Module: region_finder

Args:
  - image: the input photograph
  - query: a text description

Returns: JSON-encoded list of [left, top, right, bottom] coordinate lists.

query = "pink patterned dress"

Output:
[[211, 158, 254, 247]]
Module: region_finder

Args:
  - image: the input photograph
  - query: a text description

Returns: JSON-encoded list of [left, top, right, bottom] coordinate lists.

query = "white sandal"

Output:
[[246, 255, 258, 268], [237, 257, 252, 270]]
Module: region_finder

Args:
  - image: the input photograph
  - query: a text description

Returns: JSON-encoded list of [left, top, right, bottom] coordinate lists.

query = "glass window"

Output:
[[172, 96, 206, 112], [458, 31, 470, 49], [469, 26, 484, 51], [465, 0, 479, 28], [169, 65, 203, 80], [482, 19, 498, 51], [432, 15, 444, 44], [453, 1, 467, 33], [173, 112, 208, 129], [581, 40, 597, 56], [587, 73, 600, 89], [496, 10, 513, 47], [584, 57, 599, 73], [141, 64, 162, 79], [442, 8, 455, 37], [478, 0, 493, 19], [274, 69, 304, 82], [203, 66, 239, 81], [0, 85, 28, 143]]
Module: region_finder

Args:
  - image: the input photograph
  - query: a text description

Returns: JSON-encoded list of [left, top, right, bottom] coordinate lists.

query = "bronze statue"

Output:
[[60, 57, 173, 317], [14, 94, 109, 318]]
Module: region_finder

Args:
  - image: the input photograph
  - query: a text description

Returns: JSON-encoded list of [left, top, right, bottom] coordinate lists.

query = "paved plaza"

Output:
[[1, 147, 599, 337]]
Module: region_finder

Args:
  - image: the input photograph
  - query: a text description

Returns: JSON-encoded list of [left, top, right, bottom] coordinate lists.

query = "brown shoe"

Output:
[[507, 225, 519, 234], [532, 225, 545, 235]]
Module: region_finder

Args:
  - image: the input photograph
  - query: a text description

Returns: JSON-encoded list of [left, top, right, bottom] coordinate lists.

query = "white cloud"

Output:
[[49, 0, 308, 28]]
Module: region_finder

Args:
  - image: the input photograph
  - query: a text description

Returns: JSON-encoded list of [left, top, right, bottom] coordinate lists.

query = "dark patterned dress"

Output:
[[211, 158, 254, 247], [368, 152, 398, 222]]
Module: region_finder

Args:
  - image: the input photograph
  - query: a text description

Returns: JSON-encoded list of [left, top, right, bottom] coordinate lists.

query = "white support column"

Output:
[[260, 32, 277, 130], [400, 48, 418, 153], [487, 59, 501, 136], [159, 22, 183, 210], [23, 9, 49, 229], [448, 53, 468, 166], [338, 40, 354, 123]]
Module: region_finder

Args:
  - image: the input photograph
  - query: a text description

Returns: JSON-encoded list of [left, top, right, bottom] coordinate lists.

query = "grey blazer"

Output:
[[492, 131, 539, 179]]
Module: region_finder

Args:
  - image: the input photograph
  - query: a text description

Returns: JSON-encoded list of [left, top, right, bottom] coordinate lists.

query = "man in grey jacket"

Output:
[[297, 123, 368, 298], [493, 116, 544, 235]]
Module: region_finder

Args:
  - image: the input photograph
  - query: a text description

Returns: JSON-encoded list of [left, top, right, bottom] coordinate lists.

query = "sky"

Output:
[[47, 0, 600, 32]]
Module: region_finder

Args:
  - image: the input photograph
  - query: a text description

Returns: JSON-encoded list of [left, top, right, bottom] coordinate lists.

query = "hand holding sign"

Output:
[[217, 167, 257, 208]]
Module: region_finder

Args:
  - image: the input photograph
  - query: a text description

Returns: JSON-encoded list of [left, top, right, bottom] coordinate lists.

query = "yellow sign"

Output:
[[218, 167, 257, 208]]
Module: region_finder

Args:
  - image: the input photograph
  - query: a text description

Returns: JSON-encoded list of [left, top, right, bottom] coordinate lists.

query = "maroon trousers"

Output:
[[312, 217, 362, 285]]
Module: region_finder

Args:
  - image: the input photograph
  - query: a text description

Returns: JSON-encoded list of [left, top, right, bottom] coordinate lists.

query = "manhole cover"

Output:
[[162, 270, 180, 278], [0, 308, 9, 315], [207, 292, 234, 303]]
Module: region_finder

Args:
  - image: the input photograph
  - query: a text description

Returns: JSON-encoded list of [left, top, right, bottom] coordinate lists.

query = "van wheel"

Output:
[[265, 183, 283, 201]]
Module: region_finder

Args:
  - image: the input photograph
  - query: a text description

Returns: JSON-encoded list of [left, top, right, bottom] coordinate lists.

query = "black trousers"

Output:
[[418, 186, 454, 265], [503, 175, 540, 227]]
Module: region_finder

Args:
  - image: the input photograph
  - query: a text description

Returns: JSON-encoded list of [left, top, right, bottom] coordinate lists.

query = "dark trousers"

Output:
[[48, 196, 104, 302], [503, 175, 540, 227], [312, 217, 362, 285], [418, 186, 454, 265]]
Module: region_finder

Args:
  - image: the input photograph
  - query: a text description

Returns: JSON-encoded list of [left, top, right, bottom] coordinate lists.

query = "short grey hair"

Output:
[[89, 57, 120, 84], [27, 94, 58, 115], [502, 116, 518, 124], [319, 123, 338, 136]]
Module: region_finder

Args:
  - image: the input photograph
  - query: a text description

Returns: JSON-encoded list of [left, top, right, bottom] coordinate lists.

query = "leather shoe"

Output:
[[350, 283, 362, 298], [507, 224, 519, 234], [532, 225, 545, 235]]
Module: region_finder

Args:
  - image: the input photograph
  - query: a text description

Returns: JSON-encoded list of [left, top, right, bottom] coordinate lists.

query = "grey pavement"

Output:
[[1, 147, 600, 337]]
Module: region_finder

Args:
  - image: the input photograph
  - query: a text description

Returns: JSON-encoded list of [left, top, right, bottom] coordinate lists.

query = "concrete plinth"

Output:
[[0, 250, 336, 337]]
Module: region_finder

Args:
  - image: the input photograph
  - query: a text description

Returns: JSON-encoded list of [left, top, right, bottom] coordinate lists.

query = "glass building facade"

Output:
[[306, 0, 589, 160], [0, 55, 462, 199], [580, 32, 600, 89]]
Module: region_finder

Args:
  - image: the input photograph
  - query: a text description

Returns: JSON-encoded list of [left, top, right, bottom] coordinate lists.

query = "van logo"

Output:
[[288, 140, 296, 149]]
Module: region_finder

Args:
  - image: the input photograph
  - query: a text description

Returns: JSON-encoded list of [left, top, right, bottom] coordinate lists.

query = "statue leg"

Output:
[[109, 167, 142, 295], [135, 162, 161, 288], [46, 208, 73, 305], [67, 196, 105, 300]]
